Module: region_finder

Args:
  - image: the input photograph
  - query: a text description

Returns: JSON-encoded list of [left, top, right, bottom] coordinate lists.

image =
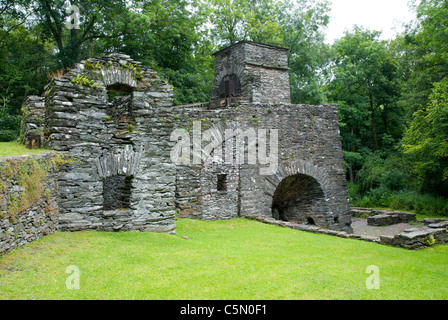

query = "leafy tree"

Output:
[[401, 78, 448, 195], [31, 0, 132, 68], [279, 0, 331, 104], [396, 0, 448, 117], [0, 8, 56, 141], [328, 27, 401, 153]]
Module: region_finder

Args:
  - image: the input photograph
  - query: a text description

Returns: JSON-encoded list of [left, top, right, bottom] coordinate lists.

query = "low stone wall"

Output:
[[246, 216, 381, 244], [0, 153, 64, 255], [380, 226, 448, 250], [249, 214, 448, 250], [367, 212, 416, 226]]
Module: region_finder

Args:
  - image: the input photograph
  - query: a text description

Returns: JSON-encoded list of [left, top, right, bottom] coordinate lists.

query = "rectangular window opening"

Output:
[[103, 175, 133, 210], [217, 174, 227, 191]]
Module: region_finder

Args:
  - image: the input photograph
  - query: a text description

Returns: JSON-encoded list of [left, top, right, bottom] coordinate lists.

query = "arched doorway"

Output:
[[271, 173, 329, 225]]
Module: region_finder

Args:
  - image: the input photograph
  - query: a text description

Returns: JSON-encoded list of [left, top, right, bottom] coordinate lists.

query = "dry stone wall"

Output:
[[0, 153, 60, 255], [43, 53, 177, 233], [20, 96, 45, 149]]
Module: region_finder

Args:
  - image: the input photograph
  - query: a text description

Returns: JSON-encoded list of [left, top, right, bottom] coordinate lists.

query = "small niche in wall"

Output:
[[217, 174, 227, 191], [103, 175, 133, 210], [106, 83, 133, 122]]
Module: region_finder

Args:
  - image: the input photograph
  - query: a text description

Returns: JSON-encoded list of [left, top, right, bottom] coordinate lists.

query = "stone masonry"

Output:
[[19, 41, 352, 235]]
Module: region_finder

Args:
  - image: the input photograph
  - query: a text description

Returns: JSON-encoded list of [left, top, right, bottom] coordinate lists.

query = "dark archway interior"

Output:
[[272, 173, 326, 224], [219, 74, 242, 99]]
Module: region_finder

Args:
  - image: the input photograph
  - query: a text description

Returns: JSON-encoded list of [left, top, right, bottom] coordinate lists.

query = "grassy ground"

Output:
[[1, 218, 447, 300], [0, 142, 50, 158]]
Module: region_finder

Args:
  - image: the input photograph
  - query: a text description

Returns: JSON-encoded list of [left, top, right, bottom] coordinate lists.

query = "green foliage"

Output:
[[426, 235, 436, 246], [70, 74, 101, 88], [0, 115, 20, 142], [402, 77, 448, 194], [328, 27, 402, 152], [84, 61, 102, 71], [381, 169, 405, 191]]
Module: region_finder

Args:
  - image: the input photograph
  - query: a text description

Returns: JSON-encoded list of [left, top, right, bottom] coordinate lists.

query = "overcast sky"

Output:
[[325, 0, 418, 43]]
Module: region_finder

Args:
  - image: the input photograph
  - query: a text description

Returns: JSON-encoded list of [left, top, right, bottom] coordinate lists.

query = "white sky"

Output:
[[325, 0, 418, 43]]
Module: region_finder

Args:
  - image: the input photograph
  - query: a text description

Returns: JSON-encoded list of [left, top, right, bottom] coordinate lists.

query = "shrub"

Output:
[[0, 129, 19, 142], [381, 169, 405, 191], [0, 114, 20, 142], [414, 194, 448, 217], [390, 190, 419, 211]]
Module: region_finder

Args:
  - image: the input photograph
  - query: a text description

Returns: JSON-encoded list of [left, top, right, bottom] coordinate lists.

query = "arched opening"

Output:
[[271, 173, 327, 225], [106, 83, 133, 122], [218, 74, 242, 106]]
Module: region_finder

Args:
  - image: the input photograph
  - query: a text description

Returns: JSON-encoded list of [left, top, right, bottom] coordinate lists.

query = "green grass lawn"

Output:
[[1, 218, 447, 300], [0, 142, 50, 158]]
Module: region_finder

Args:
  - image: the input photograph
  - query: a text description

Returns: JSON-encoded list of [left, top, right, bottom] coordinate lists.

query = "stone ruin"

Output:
[[20, 41, 352, 234]]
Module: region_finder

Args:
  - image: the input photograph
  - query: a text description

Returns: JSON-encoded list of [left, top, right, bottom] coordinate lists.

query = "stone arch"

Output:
[[263, 159, 338, 228], [101, 66, 138, 89], [214, 65, 245, 88], [271, 173, 330, 225], [95, 145, 143, 178]]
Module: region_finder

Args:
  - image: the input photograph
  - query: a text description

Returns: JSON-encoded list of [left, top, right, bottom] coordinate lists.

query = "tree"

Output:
[[396, 0, 448, 117], [0, 8, 56, 141], [101, 0, 215, 105], [205, 0, 283, 46], [32, 0, 132, 68], [279, 0, 331, 104], [401, 77, 448, 195], [328, 27, 401, 153]]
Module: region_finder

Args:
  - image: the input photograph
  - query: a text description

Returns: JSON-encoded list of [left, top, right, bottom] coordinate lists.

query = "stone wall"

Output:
[[16, 43, 351, 236], [211, 41, 291, 105], [173, 102, 352, 232], [20, 96, 45, 149], [0, 153, 60, 255], [43, 53, 177, 233]]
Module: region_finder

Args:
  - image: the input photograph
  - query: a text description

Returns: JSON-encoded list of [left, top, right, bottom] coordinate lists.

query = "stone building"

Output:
[[20, 41, 352, 234]]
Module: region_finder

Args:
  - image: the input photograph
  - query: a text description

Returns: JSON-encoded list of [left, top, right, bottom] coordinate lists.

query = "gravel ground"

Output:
[[351, 218, 425, 238]]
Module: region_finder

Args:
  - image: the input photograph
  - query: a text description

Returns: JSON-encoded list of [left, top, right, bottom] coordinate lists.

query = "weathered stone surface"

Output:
[[367, 212, 416, 226], [380, 227, 448, 250], [423, 218, 448, 225], [20, 96, 45, 149], [0, 153, 59, 255], [210, 41, 290, 106], [15, 41, 352, 238], [368, 214, 401, 226]]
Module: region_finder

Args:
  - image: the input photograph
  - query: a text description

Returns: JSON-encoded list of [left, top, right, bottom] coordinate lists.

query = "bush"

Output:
[[358, 187, 395, 208], [381, 169, 405, 191], [355, 187, 448, 217], [347, 182, 361, 206], [414, 194, 448, 217], [0, 130, 19, 142], [389, 190, 419, 211], [0, 114, 20, 142]]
